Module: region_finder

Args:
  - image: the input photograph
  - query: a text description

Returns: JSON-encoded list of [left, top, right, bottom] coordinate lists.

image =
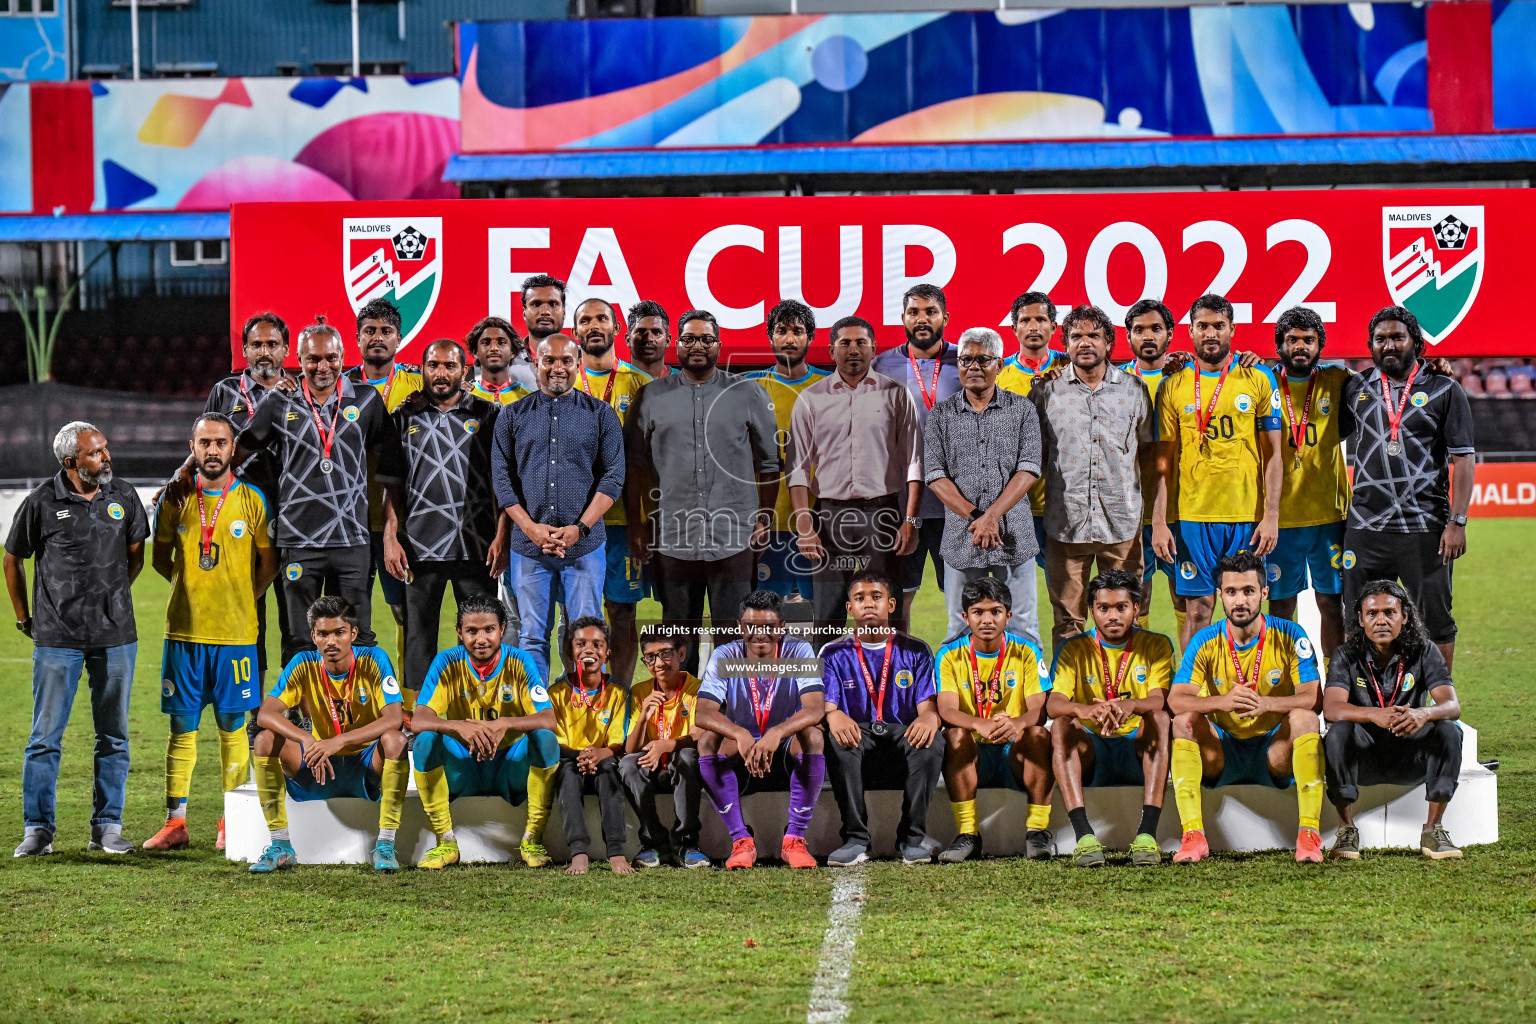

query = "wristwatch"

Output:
[[576, 521, 592, 540], [967, 508, 984, 523], [1450, 513, 1468, 526], [905, 516, 922, 528], [16, 617, 31, 634]]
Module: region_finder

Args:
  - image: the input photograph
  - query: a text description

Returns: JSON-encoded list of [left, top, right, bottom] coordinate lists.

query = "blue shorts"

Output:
[[1210, 723, 1291, 789], [1266, 523, 1345, 600], [1175, 521, 1255, 597], [1087, 731, 1145, 787], [160, 640, 262, 722], [1033, 517, 1047, 569], [414, 731, 541, 804], [976, 742, 1024, 791], [285, 744, 383, 802], [755, 531, 813, 599], [370, 531, 406, 607], [604, 524, 645, 604], [1141, 524, 1177, 583]]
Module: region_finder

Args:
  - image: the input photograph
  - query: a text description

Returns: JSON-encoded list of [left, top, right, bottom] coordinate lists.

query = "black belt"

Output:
[[818, 493, 900, 508]]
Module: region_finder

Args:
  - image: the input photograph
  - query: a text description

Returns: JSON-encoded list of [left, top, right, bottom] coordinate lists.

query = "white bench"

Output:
[[224, 723, 1497, 864]]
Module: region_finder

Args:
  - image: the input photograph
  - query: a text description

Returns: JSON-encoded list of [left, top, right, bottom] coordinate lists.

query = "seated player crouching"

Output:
[[620, 627, 707, 869], [249, 597, 410, 873], [934, 576, 1055, 863], [1046, 569, 1174, 867], [409, 595, 558, 870], [820, 571, 944, 866], [1168, 553, 1327, 864], [692, 589, 827, 870]]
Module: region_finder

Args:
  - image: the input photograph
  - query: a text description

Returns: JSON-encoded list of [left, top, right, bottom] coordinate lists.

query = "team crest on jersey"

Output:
[[356, 688, 369, 705], [1319, 395, 1332, 415], [757, 563, 771, 582], [343, 406, 360, 422], [617, 394, 632, 412], [1403, 673, 1415, 691], [1411, 391, 1428, 407], [1297, 637, 1313, 659], [230, 520, 247, 539], [286, 563, 303, 581], [382, 675, 400, 695], [1180, 561, 1197, 580], [1133, 665, 1148, 684], [1383, 205, 1484, 344], [895, 669, 913, 689], [464, 419, 480, 435], [107, 503, 124, 520], [1341, 550, 1356, 570], [600, 711, 612, 725], [176, 524, 188, 534], [344, 217, 443, 346], [499, 684, 515, 704], [162, 679, 175, 697], [1234, 394, 1253, 413], [1005, 670, 1018, 689], [1266, 563, 1282, 583], [1266, 668, 1282, 687]]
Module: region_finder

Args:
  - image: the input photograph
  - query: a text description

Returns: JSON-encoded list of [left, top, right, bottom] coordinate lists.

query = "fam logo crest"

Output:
[[107, 503, 124, 520], [286, 563, 304, 581], [344, 218, 444, 346], [1383, 206, 1484, 344], [895, 669, 913, 690]]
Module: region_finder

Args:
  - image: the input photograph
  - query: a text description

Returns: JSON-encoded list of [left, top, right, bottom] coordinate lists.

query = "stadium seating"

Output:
[[222, 722, 1497, 865]]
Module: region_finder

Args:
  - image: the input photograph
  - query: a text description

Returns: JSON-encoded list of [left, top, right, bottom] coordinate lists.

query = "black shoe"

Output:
[[938, 833, 981, 863], [1025, 828, 1056, 860]]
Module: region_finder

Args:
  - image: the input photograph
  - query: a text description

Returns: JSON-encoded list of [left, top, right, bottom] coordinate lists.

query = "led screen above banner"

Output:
[[230, 190, 1527, 366]]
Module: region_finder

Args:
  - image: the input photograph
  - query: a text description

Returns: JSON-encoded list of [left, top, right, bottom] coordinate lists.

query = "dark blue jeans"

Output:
[[23, 644, 136, 832]]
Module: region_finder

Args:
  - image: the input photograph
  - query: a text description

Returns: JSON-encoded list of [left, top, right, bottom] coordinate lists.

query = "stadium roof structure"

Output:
[[0, 212, 230, 242], [446, 132, 1536, 197]]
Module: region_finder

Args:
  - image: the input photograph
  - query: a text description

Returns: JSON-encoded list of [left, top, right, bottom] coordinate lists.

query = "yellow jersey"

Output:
[[996, 350, 1064, 515], [1175, 617, 1320, 739], [549, 675, 630, 750], [1157, 363, 1281, 523], [1049, 628, 1174, 737], [418, 644, 550, 751], [1120, 360, 1170, 526], [744, 365, 832, 531], [936, 632, 1049, 740], [1276, 364, 1352, 528], [469, 377, 533, 406], [352, 364, 424, 532], [270, 646, 401, 749], [155, 480, 271, 645], [628, 673, 703, 744], [577, 361, 651, 526]]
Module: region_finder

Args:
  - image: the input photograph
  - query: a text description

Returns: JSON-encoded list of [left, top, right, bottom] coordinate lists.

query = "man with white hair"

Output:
[[923, 327, 1043, 642], [4, 422, 149, 857]]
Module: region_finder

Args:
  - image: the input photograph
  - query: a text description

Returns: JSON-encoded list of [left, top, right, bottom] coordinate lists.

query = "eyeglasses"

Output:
[[678, 335, 718, 348], [958, 356, 998, 369], [640, 649, 679, 664]]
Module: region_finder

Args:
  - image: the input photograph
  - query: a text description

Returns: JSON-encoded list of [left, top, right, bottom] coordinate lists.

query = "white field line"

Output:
[[806, 866, 866, 1024]]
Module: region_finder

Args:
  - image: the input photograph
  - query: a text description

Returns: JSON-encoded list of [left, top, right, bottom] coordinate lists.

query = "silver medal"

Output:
[[1386, 440, 1401, 457], [198, 553, 214, 571], [320, 457, 334, 475]]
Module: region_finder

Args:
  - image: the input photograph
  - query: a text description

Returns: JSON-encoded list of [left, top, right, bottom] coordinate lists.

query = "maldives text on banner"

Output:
[[1468, 463, 1536, 519], [229, 190, 1527, 366]]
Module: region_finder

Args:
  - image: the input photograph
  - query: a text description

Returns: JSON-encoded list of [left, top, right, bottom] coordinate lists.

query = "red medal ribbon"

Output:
[[571, 663, 608, 714], [1193, 358, 1231, 445], [908, 347, 942, 410], [300, 380, 343, 465], [1094, 633, 1135, 703], [1378, 360, 1421, 447], [1225, 615, 1268, 690], [377, 366, 397, 407], [579, 364, 617, 405], [1282, 370, 1317, 463], [1364, 656, 1407, 709], [196, 478, 233, 561], [746, 641, 781, 736], [480, 377, 517, 402], [315, 656, 359, 739], [854, 639, 895, 723], [237, 374, 258, 422], [651, 683, 686, 768], [967, 641, 1010, 719]]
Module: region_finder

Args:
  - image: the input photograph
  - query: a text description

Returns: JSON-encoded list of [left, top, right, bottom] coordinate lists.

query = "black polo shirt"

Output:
[[393, 394, 500, 563], [1343, 362, 1475, 533], [4, 473, 149, 649], [237, 377, 402, 550], [205, 371, 289, 500], [1325, 639, 1452, 710]]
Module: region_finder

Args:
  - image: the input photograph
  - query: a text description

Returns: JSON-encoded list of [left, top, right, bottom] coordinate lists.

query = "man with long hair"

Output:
[[1323, 579, 1464, 860]]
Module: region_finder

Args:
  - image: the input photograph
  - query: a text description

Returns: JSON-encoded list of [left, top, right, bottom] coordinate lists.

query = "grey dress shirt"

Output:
[[922, 387, 1041, 569], [626, 368, 780, 560], [1031, 362, 1153, 545], [787, 369, 923, 501]]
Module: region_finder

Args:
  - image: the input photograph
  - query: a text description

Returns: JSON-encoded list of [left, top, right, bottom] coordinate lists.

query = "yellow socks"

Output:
[[1026, 803, 1052, 830], [165, 731, 197, 815], [1172, 738, 1205, 833], [523, 763, 556, 843], [1293, 732, 1324, 831], [218, 727, 250, 794], [254, 755, 288, 832], [952, 798, 978, 835], [416, 764, 454, 838], [379, 760, 410, 834], [1173, 608, 1188, 647]]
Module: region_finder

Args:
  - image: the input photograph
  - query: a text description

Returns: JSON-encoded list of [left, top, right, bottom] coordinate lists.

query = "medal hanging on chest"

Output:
[[1193, 360, 1230, 455], [196, 479, 232, 572], [302, 380, 343, 477], [1380, 362, 1419, 459], [1283, 371, 1316, 472]]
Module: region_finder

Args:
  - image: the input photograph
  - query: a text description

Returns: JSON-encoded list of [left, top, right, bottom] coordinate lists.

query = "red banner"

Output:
[[1468, 462, 1536, 518], [230, 189, 1530, 367]]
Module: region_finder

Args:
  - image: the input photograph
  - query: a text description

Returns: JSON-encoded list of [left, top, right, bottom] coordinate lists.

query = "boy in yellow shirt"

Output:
[[620, 627, 706, 869]]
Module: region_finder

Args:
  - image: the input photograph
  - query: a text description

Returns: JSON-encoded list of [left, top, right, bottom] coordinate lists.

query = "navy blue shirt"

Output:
[[491, 387, 625, 560], [820, 634, 937, 725]]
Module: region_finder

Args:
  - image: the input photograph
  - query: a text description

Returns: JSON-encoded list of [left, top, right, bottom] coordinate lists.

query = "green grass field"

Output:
[[0, 522, 1532, 1023]]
